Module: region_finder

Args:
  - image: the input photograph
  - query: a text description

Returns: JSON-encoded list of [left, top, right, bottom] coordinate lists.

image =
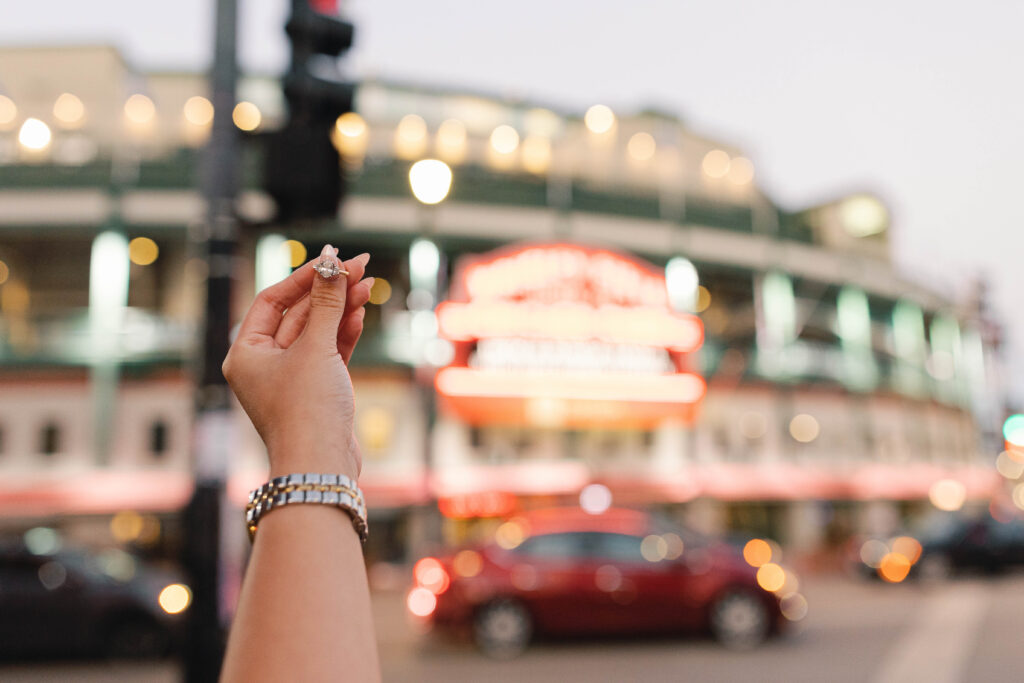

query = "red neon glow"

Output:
[[460, 244, 668, 308], [439, 491, 518, 519], [436, 368, 706, 404], [437, 301, 702, 351]]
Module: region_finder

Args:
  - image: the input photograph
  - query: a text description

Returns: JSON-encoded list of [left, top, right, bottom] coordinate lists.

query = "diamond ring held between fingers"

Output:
[[313, 250, 350, 280]]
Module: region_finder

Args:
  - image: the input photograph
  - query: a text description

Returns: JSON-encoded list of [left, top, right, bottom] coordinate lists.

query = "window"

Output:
[[584, 532, 645, 563], [39, 422, 61, 456], [149, 420, 169, 458], [513, 533, 585, 560]]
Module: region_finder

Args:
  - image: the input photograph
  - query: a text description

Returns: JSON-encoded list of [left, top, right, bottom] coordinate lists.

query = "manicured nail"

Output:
[[313, 244, 347, 279], [365, 277, 376, 288], [355, 252, 370, 266]]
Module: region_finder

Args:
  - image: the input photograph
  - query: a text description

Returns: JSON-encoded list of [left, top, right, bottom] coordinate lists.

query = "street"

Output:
[[3, 573, 1023, 682]]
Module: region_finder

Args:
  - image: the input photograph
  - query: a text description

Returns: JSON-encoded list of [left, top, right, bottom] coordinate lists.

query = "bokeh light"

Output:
[[183, 96, 214, 126], [627, 132, 656, 161], [453, 549, 483, 578], [395, 114, 428, 158], [702, 149, 731, 178], [18, 118, 52, 150], [283, 239, 306, 267], [860, 539, 888, 568], [1004, 414, 1024, 447], [110, 510, 144, 542], [521, 135, 552, 174], [996, 450, 1024, 479], [232, 101, 261, 131], [407, 586, 437, 617], [584, 104, 615, 134], [158, 583, 192, 614], [495, 520, 527, 549], [579, 483, 612, 514], [128, 237, 159, 266], [38, 561, 68, 591], [727, 156, 754, 185], [124, 94, 155, 125], [780, 593, 808, 621], [890, 536, 922, 564], [662, 532, 684, 560], [53, 93, 85, 128], [929, 479, 966, 511], [0, 95, 16, 130], [408, 159, 453, 205], [739, 412, 767, 440], [489, 124, 520, 154], [878, 553, 911, 583], [369, 278, 393, 305], [0, 260, 9, 286], [641, 534, 669, 562], [435, 118, 467, 162], [838, 194, 889, 237], [24, 527, 61, 555], [756, 562, 786, 592], [743, 539, 772, 567], [413, 557, 450, 594], [789, 414, 820, 443], [336, 111, 366, 138], [695, 285, 712, 313], [1012, 482, 1024, 511]]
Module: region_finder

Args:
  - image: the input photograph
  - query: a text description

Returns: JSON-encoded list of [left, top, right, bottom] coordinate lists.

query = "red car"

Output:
[[407, 508, 796, 656]]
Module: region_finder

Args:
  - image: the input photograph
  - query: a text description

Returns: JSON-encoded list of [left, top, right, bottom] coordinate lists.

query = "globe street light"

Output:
[[408, 159, 453, 205]]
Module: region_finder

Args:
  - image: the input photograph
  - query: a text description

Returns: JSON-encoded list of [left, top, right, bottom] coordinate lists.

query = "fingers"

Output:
[[275, 253, 370, 349], [274, 293, 310, 349], [301, 244, 357, 349], [337, 278, 373, 359], [236, 259, 317, 341], [338, 307, 366, 364]]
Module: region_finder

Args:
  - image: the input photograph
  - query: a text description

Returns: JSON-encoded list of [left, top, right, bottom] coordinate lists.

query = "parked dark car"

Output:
[[0, 541, 187, 660], [914, 514, 1024, 578], [407, 508, 797, 656], [851, 513, 1024, 581]]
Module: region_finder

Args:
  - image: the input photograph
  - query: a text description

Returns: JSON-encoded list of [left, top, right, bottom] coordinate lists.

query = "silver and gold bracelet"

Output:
[[246, 473, 368, 543]]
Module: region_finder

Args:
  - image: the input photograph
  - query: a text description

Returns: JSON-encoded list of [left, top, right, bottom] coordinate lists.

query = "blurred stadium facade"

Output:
[[0, 46, 1004, 560]]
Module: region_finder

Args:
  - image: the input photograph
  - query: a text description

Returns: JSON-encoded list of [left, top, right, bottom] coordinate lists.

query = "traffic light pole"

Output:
[[182, 0, 239, 679]]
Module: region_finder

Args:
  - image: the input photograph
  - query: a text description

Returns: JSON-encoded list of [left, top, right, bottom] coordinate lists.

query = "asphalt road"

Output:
[[3, 573, 1023, 682]]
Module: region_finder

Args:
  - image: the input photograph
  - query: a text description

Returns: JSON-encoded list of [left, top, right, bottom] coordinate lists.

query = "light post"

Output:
[[407, 159, 451, 558]]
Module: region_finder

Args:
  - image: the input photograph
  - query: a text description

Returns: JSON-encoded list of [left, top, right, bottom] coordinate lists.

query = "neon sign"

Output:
[[435, 243, 706, 428]]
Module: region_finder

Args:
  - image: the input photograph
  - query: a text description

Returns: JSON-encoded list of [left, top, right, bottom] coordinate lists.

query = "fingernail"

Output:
[[314, 244, 345, 279], [333, 247, 339, 256], [355, 252, 370, 266], [365, 277, 376, 288]]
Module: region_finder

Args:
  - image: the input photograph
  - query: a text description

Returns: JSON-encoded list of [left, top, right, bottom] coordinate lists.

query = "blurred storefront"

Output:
[[0, 46, 1004, 561]]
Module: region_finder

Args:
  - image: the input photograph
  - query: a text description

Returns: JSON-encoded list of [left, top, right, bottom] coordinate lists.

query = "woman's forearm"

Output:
[[221, 502, 381, 682]]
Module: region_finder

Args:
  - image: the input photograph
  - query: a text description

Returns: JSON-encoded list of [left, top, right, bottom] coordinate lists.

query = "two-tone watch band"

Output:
[[246, 473, 368, 543]]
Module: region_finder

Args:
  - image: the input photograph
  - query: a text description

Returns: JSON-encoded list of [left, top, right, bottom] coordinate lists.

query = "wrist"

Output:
[[266, 436, 360, 481]]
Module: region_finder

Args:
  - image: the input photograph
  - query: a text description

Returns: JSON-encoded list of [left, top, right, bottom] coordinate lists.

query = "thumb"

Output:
[[304, 244, 349, 348]]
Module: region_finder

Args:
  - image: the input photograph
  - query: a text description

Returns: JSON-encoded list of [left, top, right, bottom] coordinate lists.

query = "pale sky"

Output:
[[4, 0, 1023, 400]]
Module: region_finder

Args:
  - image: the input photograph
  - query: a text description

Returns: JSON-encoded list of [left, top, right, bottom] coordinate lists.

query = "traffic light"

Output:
[[264, 0, 355, 223]]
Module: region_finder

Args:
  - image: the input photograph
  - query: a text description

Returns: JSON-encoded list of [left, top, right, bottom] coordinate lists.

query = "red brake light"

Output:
[[413, 557, 451, 595]]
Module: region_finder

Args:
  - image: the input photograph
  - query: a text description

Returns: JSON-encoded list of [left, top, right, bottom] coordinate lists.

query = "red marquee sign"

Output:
[[435, 243, 705, 428]]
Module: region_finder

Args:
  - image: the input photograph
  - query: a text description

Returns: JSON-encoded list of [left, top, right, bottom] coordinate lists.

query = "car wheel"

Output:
[[917, 554, 952, 581], [106, 618, 170, 659], [709, 589, 770, 649], [473, 599, 532, 659]]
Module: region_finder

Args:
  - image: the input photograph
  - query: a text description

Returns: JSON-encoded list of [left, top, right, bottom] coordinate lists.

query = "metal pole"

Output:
[[182, 0, 239, 679]]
